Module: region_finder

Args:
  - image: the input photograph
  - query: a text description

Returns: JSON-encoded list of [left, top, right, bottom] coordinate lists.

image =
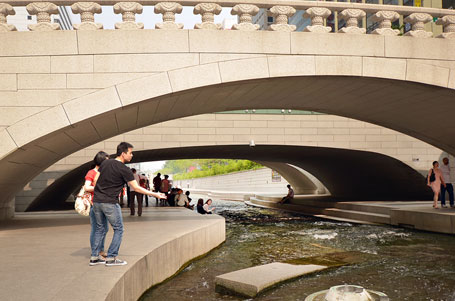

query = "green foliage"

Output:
[[391, 24, 405, 36], [157, 159, 263, 180]]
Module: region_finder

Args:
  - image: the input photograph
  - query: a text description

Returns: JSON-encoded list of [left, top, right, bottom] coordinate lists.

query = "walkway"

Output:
[[0, 207, 225, 301], [247, 195, 455, 234]]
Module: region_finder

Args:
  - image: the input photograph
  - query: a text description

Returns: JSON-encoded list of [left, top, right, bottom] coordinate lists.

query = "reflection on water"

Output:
[[141, 200, 455, 301]]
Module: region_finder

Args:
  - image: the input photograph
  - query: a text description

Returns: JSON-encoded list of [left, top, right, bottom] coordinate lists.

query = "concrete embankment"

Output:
[[247, 195, 455, 235], [0, 207, 225, 301]]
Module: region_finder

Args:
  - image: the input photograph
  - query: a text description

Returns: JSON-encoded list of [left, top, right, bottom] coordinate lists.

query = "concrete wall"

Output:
[[15, 113, 452, 211], [1, 29, 455, 218], [173, 167, 290, 194]]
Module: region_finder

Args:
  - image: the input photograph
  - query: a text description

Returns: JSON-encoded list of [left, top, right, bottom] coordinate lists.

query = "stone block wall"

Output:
[[173, 167, 290, 194], [15, 112, 451, 212]]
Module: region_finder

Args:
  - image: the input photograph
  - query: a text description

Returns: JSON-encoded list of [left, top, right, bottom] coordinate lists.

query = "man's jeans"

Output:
[[440, 183, 454, 206], [91, 202, 124, 259], [89, 207, 108, 254]]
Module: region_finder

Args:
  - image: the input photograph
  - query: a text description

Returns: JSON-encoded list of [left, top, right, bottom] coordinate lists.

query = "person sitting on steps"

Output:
[[279, 184, 294, 204]]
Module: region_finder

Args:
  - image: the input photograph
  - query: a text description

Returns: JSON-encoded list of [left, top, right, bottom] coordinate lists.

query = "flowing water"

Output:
[[141, 200, 455, 301]]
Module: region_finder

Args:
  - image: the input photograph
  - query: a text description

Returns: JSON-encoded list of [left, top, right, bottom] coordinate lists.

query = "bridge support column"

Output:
[[303, 7, 332, 33], [0, 3, 16, 31], [437, 15, 455, 39], [0, 197, 14, 220], [26, 2, 60, 31]]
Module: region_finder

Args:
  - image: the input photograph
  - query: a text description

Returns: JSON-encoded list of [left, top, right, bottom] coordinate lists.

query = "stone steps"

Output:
[[322, 208, 391, 224], [247, 198, 326, 215], [334, 202, 392, 215], [313, 214, 379, 225]]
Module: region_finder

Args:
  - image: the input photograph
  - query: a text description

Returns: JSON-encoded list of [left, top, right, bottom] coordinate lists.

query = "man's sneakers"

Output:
[[89, 257, 127, 266], [89, 258, 106, 266], [105, 258, 128, 266]]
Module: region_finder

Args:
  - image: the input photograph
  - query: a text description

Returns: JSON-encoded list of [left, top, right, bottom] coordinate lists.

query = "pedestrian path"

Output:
[[0, 207, 225, 301], [247, 194, 455, 234]]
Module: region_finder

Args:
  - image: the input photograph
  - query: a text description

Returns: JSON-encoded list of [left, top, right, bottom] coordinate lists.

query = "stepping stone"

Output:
[[215, 262, 327, 297]]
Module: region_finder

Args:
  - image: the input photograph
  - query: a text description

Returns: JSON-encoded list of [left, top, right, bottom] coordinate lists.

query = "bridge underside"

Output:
[[27, 145, 432, 211], [1, 70, 454, 217]]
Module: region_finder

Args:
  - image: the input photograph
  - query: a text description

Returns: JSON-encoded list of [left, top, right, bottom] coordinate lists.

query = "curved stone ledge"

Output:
[[0, 208, 225, 300], [1, 30, 455, 61]]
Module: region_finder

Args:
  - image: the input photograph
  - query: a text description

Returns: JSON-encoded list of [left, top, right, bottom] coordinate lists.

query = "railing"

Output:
[[0, 0, 454, 38]]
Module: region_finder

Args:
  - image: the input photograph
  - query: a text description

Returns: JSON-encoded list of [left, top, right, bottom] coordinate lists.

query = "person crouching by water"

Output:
[[85, 151, 109, 261], [204, 199, 215, 214], [176, 189, 188, 207], [197, 198, 211, 214], [428, 161, 446, 209], [278, 184, 294, 204]]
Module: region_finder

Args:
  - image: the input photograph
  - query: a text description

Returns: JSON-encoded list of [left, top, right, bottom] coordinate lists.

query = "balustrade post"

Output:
[[339, 9, 366, 34], [436, 15, 455, 39], [403, 13, 432, 38], [231, 4, 259, 31], [114, 2, 144, 29], [0, 3, 16, 31], [194, 3, 222, 30], [71, 2, 102, 30], [269, 6, 296, 32], [26, 2, 60, 31], [154, 2, 183, 29], [303, 7, 332, 33], [371, 11, 400, 35]]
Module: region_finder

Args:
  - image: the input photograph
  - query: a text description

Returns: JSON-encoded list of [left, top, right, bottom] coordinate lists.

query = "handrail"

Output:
[[0, 0, 453, 15], [0, 0, 454, 38]]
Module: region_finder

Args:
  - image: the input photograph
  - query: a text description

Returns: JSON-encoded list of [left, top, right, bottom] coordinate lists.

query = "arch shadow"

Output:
[[27, 145, 432, 211]]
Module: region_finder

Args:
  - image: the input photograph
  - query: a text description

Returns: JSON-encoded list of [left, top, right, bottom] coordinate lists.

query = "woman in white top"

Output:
[[203, 199, 215, 214]]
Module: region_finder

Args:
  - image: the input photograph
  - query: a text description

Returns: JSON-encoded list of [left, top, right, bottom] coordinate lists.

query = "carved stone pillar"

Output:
[[26, 2, 60, 31], [114, 2, 144, 29], [0, 3, 16, 31], [269, 6, 296, 32], [403, 13, 432, 38], [339, 9, 366, 34], [303, 7, 331, 33], [194, 3, 222, 30], [154, 2, 183, 29], [231, 4, 259, 31], [436, 15, 455, 39], [371, 11, 400, 36], [71, 2, 103, 30]]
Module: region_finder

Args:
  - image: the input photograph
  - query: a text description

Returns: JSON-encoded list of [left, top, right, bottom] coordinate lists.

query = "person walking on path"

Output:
[[153, 173, 162, 206], [279, 184, 294, 204], [439, 157, 454, 208], [160, 175, 171, 206], [91, 142, 166, 267], [128, 168, 144, 216], [427, 161, 446, 209], [84, 151, 109, 262]]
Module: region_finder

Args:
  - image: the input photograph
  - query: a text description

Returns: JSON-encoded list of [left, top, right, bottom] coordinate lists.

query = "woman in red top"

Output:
[[84, 151, 109, 261]]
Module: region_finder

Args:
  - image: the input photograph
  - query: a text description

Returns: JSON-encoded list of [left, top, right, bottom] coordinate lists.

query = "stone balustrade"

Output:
[[0, 0, 454, 38]]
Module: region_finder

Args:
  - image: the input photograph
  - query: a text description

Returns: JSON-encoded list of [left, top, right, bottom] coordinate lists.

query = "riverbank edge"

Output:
[[138, 239, 226, 300], [190, 189, 455, 235], [107, 217, 226, 301]]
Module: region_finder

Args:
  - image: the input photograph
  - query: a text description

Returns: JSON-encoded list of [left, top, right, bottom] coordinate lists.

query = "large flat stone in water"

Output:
[[215, 262, 327, 297]]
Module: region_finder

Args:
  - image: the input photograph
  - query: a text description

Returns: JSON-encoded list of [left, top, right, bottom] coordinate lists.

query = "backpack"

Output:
[[139, 178, 146, 188]]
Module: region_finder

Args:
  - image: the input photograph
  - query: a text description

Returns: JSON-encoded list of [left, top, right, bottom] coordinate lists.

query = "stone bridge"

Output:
[[0, 0, 455, 219]]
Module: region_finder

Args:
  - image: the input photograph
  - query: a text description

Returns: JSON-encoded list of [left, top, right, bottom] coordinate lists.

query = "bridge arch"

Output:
[[26, 145, 431, 211], [1, 32, 454, 218]]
